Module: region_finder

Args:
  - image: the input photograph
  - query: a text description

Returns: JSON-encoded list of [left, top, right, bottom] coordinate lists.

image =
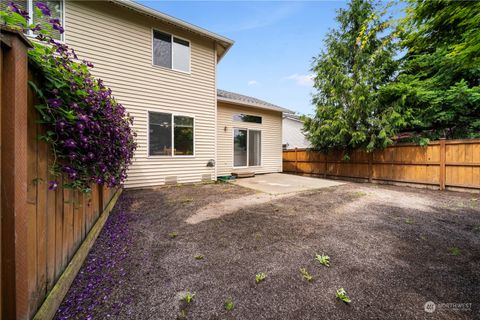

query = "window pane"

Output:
[[149, 112, 172, 156], [173, 116, 194, 156], [248, 130, 261, 166], [33, 0, 62, 40], [0, 0, 27, 11], [233, 114, 262, 124], [172, 37, 190, 72], [153, 31, 172, 68], [0, 0, 27, 23], [233, 128, 247, 167]]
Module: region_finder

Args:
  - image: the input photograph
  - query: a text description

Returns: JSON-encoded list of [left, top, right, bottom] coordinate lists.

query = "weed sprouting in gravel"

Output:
[[224, 297, 235, 311], [180, 291, 195, 304], [300, 268, 314, 282], [315, 253, 330, 267], [448, 247, 461, 256], [354, 191, 367, 198], [255, 273, 267, 283], [336, 288, 351, 304]]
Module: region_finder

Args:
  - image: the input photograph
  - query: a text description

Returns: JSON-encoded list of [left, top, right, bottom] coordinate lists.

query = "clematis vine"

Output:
[[1, 2, 136, 192]]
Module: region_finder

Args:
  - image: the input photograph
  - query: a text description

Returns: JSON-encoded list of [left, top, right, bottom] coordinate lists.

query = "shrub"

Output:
[[1, 2, 136, 192]]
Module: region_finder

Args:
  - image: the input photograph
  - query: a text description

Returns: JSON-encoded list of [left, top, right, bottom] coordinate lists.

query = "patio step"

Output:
[[232, 171, 255, 178]]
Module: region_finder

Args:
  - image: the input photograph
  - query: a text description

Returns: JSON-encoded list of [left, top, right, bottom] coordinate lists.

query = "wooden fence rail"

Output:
[[283, 139, 480, 191], [1, 28, 120, 320]]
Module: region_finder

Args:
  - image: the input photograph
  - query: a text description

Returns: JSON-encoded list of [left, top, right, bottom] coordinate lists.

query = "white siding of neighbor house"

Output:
[[282, 117, 311, 149], [64, 1, 217, 188], [217, 102, 283, 176]]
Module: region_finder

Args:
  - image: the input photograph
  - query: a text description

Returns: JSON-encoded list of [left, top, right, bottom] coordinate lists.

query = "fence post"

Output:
[[294, 148, 298, 174], [439, 139, 446, 190], [368, 152, 373, 183], [1, 28, 33, 320]]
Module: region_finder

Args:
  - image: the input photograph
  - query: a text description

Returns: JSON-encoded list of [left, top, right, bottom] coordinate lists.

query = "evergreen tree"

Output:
[[381, 0, 480, 141], [304, 0, 402, 152]]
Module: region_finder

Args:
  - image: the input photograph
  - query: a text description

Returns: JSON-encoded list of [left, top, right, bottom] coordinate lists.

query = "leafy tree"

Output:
[[381, 0, 480, 142], [304, 0, 402, 152]]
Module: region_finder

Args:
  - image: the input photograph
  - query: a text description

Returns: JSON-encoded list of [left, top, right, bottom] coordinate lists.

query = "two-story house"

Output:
[[35, 0, 291, 188]]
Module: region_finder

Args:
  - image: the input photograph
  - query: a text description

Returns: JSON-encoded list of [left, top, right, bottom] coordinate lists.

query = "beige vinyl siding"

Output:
[[64, 1, 217, 188], [217, 102, 283, 176]]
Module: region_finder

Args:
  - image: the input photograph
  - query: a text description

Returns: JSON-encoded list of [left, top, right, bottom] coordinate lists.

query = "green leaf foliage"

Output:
[[381, 0, 480, 140], [305, 0, 402, 152]]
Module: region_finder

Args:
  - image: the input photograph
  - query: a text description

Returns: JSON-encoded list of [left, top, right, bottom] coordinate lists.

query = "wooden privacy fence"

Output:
[[283, 139, 480, 191], [1, 28, 121, 320]]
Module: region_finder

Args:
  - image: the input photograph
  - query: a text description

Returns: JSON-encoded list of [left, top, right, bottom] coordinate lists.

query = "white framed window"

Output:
[[1, 0, 65, 40], [233, 114, 262, 124], [148, 111, 194, 157], [233, 128, 261, 167], [152, 29, 191, 73]]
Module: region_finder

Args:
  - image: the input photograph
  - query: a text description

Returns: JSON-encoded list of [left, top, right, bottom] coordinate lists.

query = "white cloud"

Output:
[[283, 73, 314, 87], [248, 80, 260, 86]]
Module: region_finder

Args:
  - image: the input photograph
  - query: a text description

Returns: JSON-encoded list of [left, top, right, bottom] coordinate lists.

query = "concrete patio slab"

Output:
[[231, 173, 344, 194]]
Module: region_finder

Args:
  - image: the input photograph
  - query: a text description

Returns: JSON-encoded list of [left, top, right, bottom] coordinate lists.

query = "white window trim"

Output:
[[147, 111, 196, 158], [25, 0, 66, 42], [151, 28, 191, 74], [232, 128, 263, 168]]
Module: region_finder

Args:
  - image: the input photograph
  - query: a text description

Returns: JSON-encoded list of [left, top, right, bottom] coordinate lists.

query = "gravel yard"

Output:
[[55, 180, 480, 320]]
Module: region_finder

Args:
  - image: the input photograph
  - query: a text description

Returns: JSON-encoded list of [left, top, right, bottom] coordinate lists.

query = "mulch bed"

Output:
[[55, 181, 480, 319]]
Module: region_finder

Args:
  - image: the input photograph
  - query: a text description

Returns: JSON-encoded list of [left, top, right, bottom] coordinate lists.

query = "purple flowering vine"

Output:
[[2, 2, 137, 191], [7, 1, 29, 20], [35, 2, 51, 16]]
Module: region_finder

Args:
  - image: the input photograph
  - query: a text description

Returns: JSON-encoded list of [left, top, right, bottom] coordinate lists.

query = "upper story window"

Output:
[[1, 0, 64, 40], [233, 114, 262, 124], [153, 30, 190, 73]]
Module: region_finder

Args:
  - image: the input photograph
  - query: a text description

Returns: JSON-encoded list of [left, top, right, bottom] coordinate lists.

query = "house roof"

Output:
[[217, 89, 293, 113], [110, 0, 234, 61], [283, 112, 303, 122]]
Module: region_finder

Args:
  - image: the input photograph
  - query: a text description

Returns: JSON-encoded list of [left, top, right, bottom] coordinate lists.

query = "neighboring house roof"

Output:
[[217, 89, 293, 113], [110, 0, 234, 61], [283, 112, 303, 122]]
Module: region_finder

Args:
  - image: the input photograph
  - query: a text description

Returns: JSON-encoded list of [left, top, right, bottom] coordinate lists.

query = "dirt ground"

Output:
[[55, 180, 480, 320]]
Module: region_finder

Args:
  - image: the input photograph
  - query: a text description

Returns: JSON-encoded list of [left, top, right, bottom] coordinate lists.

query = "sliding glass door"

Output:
[[248, 130, 261, 166], [233, 129, 247, 167], [233, 128, 261, 167]]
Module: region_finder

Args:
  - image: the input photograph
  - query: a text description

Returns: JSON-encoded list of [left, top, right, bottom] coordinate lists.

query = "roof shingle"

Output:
[[217, 89, 292, 113]]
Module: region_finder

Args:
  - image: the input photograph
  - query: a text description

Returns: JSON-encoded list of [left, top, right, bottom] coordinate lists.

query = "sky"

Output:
[[138, 1, 350, 115]]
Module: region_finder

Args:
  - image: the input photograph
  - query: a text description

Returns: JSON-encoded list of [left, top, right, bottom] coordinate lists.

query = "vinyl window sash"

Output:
[[26, 0, 65, 41], [152, 29, 191, 73], [148, 111, 195, 157]]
